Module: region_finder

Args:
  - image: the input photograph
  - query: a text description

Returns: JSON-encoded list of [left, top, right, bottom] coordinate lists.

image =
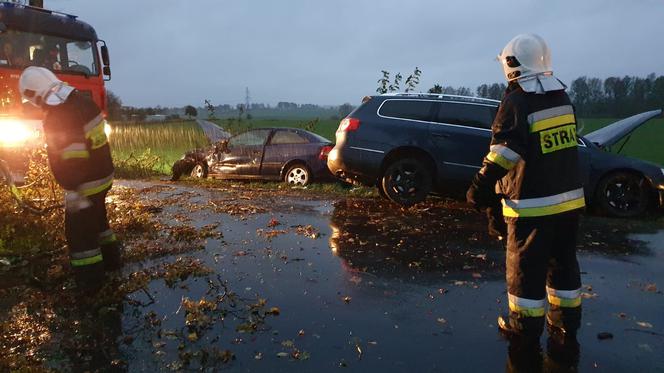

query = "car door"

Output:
[[262, 129, 311, 178], [429, 102, 496, 182], [216, 129, 271, 177]]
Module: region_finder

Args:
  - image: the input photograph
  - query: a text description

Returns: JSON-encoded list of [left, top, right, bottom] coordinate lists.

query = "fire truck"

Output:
[[0, 0, 111, 181]]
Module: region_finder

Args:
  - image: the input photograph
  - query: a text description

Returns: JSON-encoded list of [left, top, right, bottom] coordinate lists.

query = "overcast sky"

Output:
[[48, 0, 664, 107]]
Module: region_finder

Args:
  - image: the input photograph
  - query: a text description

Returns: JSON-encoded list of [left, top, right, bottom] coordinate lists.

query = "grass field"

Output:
[[210, 117, 339, 141], [109, 116, 664, 178], [109, 121, 209, 175]]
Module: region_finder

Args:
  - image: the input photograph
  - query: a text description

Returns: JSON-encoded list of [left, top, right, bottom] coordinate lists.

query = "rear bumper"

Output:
[[327, 145, 383, 186]]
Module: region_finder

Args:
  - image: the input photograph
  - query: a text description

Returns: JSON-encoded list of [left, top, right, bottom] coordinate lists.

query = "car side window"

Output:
[[378, 100, 435, 122], [270, 130, 309, 145], [228, 129, 271, 147], [435, 102, 496, 129]]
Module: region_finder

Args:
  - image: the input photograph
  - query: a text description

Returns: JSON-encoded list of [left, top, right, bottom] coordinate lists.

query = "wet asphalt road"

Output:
[[119, 181, 664, 372]]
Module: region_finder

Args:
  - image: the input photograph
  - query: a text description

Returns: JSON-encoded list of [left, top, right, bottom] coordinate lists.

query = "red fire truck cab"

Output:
[[0, 2, 111, 181]]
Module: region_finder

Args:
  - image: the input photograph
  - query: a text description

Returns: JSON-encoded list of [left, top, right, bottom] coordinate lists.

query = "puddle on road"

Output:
[[3, 181, 663, 371]]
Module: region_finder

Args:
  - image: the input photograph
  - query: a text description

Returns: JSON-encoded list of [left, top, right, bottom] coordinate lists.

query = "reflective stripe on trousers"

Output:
[[502, 188, 585, 218], [99, 229, 118, 245], [547, 287, 582, 308], [66, 173, 114, 197], [70, 248, 103, 267], [508, 293, 545, 317]]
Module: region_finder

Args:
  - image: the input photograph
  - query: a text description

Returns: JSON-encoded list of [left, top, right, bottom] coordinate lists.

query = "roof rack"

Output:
[[0, 1, 78, 19], [381, 92, 500, 105]]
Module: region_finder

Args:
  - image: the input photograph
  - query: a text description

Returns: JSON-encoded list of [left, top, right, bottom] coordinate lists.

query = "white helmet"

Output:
[[19, 66, 74, 107], [497, 33, 552, 82]]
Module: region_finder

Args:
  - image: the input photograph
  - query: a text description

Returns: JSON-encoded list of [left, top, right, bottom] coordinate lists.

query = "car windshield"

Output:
[[0, 29, 98, 76]]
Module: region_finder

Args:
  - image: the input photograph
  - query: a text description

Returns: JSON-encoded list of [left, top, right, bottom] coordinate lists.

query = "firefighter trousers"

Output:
[[65, 187, 121, 287], [505, 211, 582, 338]]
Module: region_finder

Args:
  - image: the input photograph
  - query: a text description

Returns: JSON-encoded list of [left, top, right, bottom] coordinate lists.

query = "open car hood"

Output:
[[584, 109, 662, 148]]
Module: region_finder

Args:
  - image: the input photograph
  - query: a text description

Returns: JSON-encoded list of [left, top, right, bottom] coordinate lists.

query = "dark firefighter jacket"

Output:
[[485, 83, 585, 220], [42, 90, 114, 195]]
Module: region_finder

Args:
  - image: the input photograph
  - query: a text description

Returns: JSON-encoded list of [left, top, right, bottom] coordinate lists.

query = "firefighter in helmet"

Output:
[[19, 66, 121, 290], [467, 34, 584, 345]]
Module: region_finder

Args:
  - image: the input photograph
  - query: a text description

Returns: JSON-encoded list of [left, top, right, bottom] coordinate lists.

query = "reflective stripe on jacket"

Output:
[[43, 90, 115, 192], [484, 84, 585, 219]]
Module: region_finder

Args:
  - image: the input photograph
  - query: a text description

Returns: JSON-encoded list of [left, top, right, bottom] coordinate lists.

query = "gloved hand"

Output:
[[486, 205, 507, 241], [65, 191, 92, 213], [466, 175, 500, 210], [466, 162, 507, 210]]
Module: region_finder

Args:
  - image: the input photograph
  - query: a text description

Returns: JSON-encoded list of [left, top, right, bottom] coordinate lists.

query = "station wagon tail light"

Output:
[[319, 145, 333, 160], [337, 118, 360, 132]]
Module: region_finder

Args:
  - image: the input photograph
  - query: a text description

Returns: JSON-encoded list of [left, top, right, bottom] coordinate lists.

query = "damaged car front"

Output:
[[581, 109, 664, 217], [171, 140, 226, 181]]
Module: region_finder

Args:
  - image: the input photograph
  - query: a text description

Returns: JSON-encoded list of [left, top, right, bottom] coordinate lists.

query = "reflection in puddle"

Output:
[[328, 198, 505, 280]]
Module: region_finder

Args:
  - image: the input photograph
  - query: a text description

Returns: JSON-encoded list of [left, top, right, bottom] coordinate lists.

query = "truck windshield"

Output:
[[0, 29, 97, 76]]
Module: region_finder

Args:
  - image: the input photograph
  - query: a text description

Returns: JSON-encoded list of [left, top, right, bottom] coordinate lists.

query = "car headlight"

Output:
[[0, 118, 40, 148]]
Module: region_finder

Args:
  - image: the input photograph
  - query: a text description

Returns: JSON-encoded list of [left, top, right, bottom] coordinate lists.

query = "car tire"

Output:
[[190, 161, 209, 179], [380, 157, 432, 207], [285, 164, 311, 186], [594, 171, 650, 218]]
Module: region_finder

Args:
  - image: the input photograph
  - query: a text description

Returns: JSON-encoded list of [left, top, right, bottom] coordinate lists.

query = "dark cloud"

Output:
[[50, 0, 664, 107]]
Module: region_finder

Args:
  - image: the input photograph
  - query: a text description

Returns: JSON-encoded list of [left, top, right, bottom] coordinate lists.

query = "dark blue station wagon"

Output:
[[328, 93, 664, 217]]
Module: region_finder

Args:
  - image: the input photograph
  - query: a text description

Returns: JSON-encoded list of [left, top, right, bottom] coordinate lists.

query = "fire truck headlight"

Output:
[[104, 121, 112, 139], [0, 119, 39, 148]]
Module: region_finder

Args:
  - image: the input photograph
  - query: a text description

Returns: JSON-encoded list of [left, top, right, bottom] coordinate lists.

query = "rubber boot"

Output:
[[546, 305, 582, 340], [498, 312, 545, 343], [101, 243, 123, 272], [73, 261, 105, 293]]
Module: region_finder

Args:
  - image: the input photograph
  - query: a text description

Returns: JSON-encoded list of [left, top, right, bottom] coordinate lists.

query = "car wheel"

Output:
[[190, 161, 209, 179], [595, 171, 650, 218], [380, 157, 432, 206], [285, 164, 311, 186]]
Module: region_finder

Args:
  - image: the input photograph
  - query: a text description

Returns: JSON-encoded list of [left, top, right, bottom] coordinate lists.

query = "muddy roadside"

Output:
[[1, 180, 663, 372]]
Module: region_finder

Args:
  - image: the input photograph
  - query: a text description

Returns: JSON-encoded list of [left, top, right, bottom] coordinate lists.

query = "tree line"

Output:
[[106, 73, 664, 122], [426, 75, 664, 118]]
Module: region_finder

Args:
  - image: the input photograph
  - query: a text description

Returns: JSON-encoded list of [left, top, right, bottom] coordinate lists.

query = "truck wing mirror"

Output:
[[100, 44, 110, 66]]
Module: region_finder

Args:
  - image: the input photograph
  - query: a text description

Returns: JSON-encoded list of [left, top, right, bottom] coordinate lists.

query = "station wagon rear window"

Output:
[[435, 102, 497, 129], [379, 100, 435, 122]]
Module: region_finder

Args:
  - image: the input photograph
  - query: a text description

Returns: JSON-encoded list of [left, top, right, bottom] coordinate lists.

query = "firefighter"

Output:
[[18, 66, 121, 290], [466, 34, 584, 344]]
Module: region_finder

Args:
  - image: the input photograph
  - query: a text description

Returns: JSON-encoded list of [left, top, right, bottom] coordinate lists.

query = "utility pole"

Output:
[[245, 87, 251, 112]]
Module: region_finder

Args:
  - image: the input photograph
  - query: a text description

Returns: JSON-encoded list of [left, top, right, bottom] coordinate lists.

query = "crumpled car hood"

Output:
[[584, 109, 662, 148]]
